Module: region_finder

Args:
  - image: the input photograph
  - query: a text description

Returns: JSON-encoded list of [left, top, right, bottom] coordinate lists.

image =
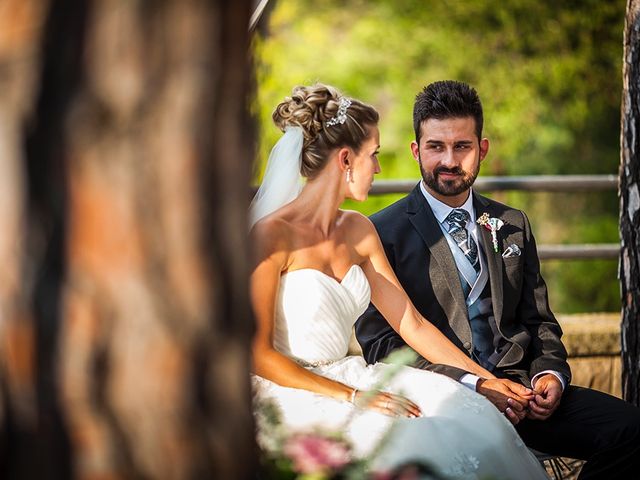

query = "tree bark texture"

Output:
[[621, 0, 640, 407], [0, 1, 257, 478]]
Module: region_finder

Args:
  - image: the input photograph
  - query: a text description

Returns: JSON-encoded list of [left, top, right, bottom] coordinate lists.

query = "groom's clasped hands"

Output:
[[526, 374, 563, 421], [476, 378, 535, 425]]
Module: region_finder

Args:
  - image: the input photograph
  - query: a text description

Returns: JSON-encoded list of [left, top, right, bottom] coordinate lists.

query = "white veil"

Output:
[[249, 126, 304, 229]]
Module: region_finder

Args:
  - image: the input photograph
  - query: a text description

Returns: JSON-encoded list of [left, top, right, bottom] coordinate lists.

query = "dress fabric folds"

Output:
[[253, 265, 548, 479]]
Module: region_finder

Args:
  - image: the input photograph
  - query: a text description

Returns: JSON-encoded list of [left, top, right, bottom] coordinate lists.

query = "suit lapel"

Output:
[[406, 187, 469, 317], [474, 193, 504, 326]]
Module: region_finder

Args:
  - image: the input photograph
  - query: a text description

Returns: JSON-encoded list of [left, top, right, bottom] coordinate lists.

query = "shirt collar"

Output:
[[419, 181, 476, 224]]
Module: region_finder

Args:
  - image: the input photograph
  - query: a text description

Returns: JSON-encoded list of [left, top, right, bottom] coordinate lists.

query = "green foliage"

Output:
[[543, 259, 620, 313], [252, 0, 625, 313]]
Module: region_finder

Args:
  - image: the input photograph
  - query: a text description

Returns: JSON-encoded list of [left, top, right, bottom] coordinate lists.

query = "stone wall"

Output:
[[559, 313, 621, 398]]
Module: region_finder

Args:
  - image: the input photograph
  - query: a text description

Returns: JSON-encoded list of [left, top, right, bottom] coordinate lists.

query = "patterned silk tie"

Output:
[[444, 208, 480, 274]]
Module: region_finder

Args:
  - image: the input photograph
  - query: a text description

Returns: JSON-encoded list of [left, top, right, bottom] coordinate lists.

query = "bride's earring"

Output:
[[346, 167, 352, 183]]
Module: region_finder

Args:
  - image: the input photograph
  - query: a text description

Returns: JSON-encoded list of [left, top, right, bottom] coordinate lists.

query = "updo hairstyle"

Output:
[[272, 84, 379, 178]]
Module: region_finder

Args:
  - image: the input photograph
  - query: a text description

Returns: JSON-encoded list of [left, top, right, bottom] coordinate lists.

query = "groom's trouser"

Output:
[[514, 385, 640, 480]]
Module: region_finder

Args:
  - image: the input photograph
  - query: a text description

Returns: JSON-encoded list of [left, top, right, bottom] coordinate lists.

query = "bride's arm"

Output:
[[351, 213, 497, 380], [251, 219, 421, 417], [250, 219, 358, 402]]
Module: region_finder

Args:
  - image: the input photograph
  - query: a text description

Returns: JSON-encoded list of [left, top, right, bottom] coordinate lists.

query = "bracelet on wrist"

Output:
[[350, 388, 358, 404]]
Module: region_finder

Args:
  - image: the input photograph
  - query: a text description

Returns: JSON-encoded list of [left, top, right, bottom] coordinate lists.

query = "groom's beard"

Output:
[[420, 155, 480, 197]]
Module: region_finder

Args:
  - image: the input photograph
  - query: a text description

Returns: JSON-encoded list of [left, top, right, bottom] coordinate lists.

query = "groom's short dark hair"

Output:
[[413, 80, 483, 141]]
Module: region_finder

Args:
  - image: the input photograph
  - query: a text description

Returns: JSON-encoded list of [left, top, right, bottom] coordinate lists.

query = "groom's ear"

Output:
[[410, 141, 420, 162], [479, 138, 490, 162]]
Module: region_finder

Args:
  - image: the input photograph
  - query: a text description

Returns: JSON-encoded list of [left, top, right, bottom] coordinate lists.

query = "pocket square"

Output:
[[502, 244, 521, 258]]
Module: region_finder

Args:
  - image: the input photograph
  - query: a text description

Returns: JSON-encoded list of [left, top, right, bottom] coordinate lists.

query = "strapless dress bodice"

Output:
[[273, 264, 371, 365]]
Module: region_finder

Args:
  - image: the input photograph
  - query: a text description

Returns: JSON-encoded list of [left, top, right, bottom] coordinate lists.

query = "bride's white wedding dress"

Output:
[[253, 265, 548, 479]]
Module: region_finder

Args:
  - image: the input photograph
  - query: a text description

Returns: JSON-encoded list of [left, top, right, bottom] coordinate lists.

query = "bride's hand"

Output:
[[354, 390, 422, 418]]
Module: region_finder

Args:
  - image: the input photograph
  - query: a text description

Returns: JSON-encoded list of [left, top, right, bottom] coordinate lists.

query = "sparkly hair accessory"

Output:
[[326, 97, 352, 127]]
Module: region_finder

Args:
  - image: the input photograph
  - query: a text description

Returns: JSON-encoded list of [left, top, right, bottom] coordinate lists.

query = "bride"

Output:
[[250, 84, 548, 479]]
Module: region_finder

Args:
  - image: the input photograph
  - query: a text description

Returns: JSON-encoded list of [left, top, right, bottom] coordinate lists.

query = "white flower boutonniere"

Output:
[[477, 213, 504, 253]]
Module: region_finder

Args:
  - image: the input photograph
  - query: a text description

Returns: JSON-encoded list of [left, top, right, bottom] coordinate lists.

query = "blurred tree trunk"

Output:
[[0, 1, 257, 478], [0, 1, 55, 477], [621, 0, 640, 407]]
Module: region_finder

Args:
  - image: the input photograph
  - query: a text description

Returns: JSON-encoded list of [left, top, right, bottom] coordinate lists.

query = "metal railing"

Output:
[[368, 175, 619, 261], [369, 175, 618, 194]]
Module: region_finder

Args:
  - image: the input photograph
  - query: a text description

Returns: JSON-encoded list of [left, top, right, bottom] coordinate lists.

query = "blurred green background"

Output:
[[251, 0, 625, 314]]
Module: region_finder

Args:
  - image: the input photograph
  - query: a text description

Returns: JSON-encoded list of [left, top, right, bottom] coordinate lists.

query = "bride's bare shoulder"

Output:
[[339, 209, 376, 234], [338, 210, 381, 256], [250, 215, 296, 256]]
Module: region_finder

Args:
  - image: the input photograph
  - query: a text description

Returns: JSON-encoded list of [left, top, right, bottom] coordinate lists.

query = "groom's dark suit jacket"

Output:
[[355, 184, 571, 386]]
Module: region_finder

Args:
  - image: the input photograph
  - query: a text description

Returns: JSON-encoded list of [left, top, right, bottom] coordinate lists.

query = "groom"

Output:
[[355, 80, 640, 478]]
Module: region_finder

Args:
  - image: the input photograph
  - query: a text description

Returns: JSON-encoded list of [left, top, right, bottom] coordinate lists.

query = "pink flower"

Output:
[[283, 433, 352, 474]]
